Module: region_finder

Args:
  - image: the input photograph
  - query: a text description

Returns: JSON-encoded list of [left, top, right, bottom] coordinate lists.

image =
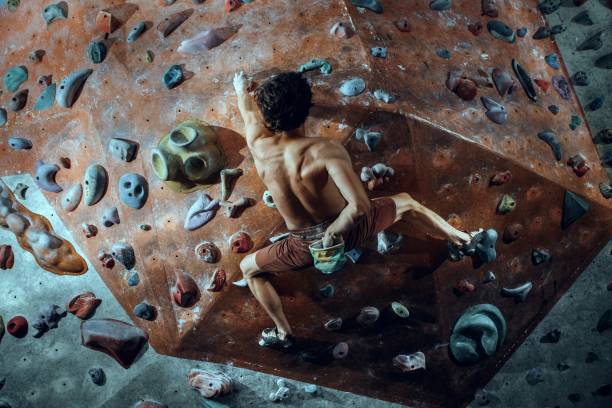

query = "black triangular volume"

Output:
[[562, 191, 590, 230]]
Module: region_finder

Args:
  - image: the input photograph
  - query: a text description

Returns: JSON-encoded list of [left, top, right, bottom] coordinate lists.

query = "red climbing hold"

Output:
[[7, 316, 28, 338], [173, 271, 200, 307], [98, 251, 115, 269], [534, 79, 550, 93], [490, 171, 512, 186], [468, 21, 483, 36], [230, 232, 253, 253], [503, 223, 524, 244], [0, 244, 14, 269], [567, 154, 590, 177], [225, 0, 240, 13], [454, 279, 476, 295], [67, 292, 102, 320], [206, 268, 226, 292]]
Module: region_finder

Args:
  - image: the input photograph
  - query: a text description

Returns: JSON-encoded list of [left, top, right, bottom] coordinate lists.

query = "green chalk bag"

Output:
[[309, 238, 347, 274]]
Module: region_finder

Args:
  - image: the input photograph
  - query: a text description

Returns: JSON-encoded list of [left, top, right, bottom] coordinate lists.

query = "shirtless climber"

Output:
[[233, 71, 476, 348]]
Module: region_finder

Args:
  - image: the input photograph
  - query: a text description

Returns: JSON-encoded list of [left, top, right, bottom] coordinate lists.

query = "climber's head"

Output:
[[255, 72, 312, 133]]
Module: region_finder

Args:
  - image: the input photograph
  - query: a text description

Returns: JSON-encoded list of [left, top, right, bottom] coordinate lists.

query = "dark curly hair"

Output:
[[255, 72, 312, 133]]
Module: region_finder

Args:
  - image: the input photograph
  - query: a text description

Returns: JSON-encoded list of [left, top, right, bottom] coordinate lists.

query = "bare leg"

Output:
[[388, 192, 471, 245], [240, 253, 293, 338]]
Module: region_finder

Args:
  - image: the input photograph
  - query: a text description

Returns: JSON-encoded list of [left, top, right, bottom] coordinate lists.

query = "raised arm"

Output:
[[233, 71, 266, 142], [322, 142, 371, 245]]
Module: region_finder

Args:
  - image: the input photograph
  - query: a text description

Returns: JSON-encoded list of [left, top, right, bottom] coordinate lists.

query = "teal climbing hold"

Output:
[[42, 2, 68, 25], [0, 108, 6, 126], [34, 83, 56, 110], [163, 65, 184, 89], [569, 115, 582, 130], [351, 0, 382, 13], [450, 304, 506, 365], [87, 41, 107, 64], [561, 191, 590, 230], [4, 66, 28, 93], [298, 59, 332, 75], [339, 77, 366, 96]]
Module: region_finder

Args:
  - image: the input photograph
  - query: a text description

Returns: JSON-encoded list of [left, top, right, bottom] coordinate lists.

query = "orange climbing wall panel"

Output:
[[1, 1, 610, 407]]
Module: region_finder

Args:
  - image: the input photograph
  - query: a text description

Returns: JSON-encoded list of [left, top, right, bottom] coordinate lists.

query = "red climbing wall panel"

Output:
[[1, 1, 610, 407]]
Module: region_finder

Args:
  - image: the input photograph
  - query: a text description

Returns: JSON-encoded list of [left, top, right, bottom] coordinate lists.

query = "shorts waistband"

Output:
[[290, 218, 334, 240]]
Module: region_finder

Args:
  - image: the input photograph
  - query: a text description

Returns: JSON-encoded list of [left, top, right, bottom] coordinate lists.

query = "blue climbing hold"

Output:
[[298, 59, 332, 75], [371, 47, 387, 58], [4, 65, 28, 93], [516, 27, 528, 37], [569, 115, 582, 130], [351, 0, 383, 13], [127, 272, 140, 286], [163, 65, 184, 89], [134, 302, 156, 321], [87, 41, 107, 64], [339, 77, 365, 97], [545, 54, 559, 69], [587, 96, 603, 111], [0, 108, 7, 126], [34, 83, 56, 111], [436, 49, 451, 59]]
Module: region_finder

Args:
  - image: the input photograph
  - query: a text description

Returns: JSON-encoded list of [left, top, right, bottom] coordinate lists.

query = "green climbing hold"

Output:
[[4, 66, 28, 93], [298, 59, 332, 75], [391, 301, 410, 318], [7, 0, 20, 12], [351, 0, 383, 13], [163, 65, 184, 89], [569, 115, 582, 130], [497, 194, 516, 214], [87, 41, 107, 64], [145, 50, 154, 64], [562, 190, 590, 229]]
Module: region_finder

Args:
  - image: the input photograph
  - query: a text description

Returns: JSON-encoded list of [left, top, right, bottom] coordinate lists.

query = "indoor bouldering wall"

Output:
[[1, 1, 611, 407]]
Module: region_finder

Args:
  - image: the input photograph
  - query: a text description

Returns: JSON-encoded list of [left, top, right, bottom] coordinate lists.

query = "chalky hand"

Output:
[[233, 71, 247, 95]]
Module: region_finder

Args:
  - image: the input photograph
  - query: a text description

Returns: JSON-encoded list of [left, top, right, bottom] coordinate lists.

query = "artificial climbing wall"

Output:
[[1, 1, 611, 407]]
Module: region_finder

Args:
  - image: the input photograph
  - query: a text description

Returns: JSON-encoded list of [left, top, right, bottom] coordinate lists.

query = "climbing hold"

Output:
[[562, 191, 590, 229], [127, 21, 146, 43], [468, 229, 498, 264], [332, 342, 349, 359], [95, 10, 118, 34], [42, 2, 68, 25], [118, 173, 148, 209], [570, 113, 582, 129], [178, 28, 234, 53], [98, 251, 115, 269], [229, 231, 252, 253], [13, 183, 28, 199], [595, 52, 612, 69], [188, 369, 234, 398], [339, 77, 366, 97], [490, 170, 512, 186], [225, 0, 240, 12], [81, 319, 149, 368], [468, 21, 483, 36], [356, 306, 380, 326], [497, 194, 515, 214], [173, 271, 200, 307], [157, 8, 194, 37], [436, 49, 451, 59], [7, 0, 19, 12], [557, 362, 570, 371], [184, 193, 220, 231], [492, 69, 513, 97], [454, 279, 476, 295], [82, 223, 97, 238], [7, 137, 32, 150], [324, 317, 343, 331], [0, 245, 14, 270], [537, 130, 562, 161], [577, 31, 603, 51], [88, 368, 105, 386], [355, 128, 382, 151], [101, 206, 120, 227], [502, 223, 523, 244], [0, 109, 6, 126], [127, 272, 139, 286], [512, 59, 537, 102], [538, 0, 560, 15], [134, 302, 156, 321], [429, 0, 451, 11], [533, 79, 549, 93], [25, 49, 41, 62], [393, 351, 426, 372], [4, 66, 28, 93], [481, 0, 498, 17], [319, 284, 334, 299], [111, 242, 136, 270], [483, 271, 496, 283], [206, 268, 226, 292], [446, 69, 477, 101], [567, 154, 590, 177], [572, 10, 593, 25], [56, 68, 93, 108], [532, 26, 550, 40], [84, 164, 108, 206], [450, 304, 506, 365], [67, 292, 101, 319], [145, 50, 154, 64], [7, 316, 28, 338], [373, 89, 394, 103], [32, 304, 66, 337], [572, 71, 589, 86], [262, 190, 276, 208], [35, 160, 62, 193], [60, 158, 71, 170], [34, 83, 56, 111], [220, 167, 243, 201], [304, 384, 318, 394], [330, 21, 352, 38], [548, 104, 559, 115], [139, 224, 151, 231], [377, 230, 403, 254], [516, 27, 528, 37], [597, 309, 612, 333], [586, 96, 604, 111], [552, 75, 571, 99], [391, 301, 409, 318], [501, 281, 533, 302], [109, 138, 138, 162], [298, 59, 332, 75], [480, 96, 507, 125], [540, 329, 560, 343], [532, 248, 552, 265], [545, 54, 559, 69], [474, 389, 500, 406], [352, 0, 383, 13], [525, 367, 544, 385], [87, 41, 107, 64], [551, 24, 566, 35], [61, 184, 82, 212], [8, 89, 28, 112], [195, 241, 220, 263], [223, 197, 254, 218], [232, 278, 248, 287], [371, 47, 387, 58], [395, 18, 410, 32], [361, 163, 395, 191], [163, 65, 184, 89], [487, 20, 515, 43], [592, 384, 612, 397]]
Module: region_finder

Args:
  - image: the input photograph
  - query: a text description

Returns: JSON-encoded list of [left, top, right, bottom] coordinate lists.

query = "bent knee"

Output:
[[392, 192, 418, 213], [240, 253, 260, 278]]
